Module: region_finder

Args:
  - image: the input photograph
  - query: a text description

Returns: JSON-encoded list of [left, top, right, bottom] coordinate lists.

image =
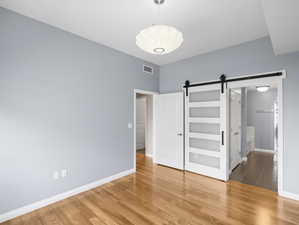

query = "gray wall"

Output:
[[160, 37, 299, 195], [0, 8, 159, 214], [247, 88, 277, 150]]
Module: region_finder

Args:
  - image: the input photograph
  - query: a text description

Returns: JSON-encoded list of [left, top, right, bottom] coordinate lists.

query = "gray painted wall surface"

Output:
[[0, 8, 159, 214], [160, 37, 299, 195], [247, 89, 277, 150]]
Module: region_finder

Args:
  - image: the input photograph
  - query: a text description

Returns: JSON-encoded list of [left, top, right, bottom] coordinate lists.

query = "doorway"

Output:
[[136, 94, 147, 155], [229, 85, 279, 191], [133, 89, 157, 170]]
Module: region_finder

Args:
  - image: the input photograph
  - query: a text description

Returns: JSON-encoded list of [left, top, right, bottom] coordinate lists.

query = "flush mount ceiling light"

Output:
[[136, 0, 183, 55], [256, 85, 270, 92]]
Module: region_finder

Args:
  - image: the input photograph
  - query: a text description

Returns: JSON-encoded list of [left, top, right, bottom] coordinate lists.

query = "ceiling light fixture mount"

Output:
[[154, 48, 166, 53], [154, 0, 165, 5], [136, 0, 183, 55]]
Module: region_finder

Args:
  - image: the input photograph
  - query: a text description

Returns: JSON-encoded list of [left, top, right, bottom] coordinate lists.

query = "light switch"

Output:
[[128, 123, 133, 129]]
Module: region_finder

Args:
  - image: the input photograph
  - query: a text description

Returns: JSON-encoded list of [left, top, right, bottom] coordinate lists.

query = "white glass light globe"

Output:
[[136, 25, 183, 55], [256, 86, 270, 92]]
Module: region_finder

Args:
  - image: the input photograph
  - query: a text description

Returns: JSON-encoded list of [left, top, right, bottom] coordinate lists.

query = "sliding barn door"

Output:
[[185, 84, 229, 181]]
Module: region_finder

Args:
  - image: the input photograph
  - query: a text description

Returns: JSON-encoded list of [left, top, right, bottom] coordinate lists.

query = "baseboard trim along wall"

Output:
[[254, 148, 274, 153], [280, 191, 299, 201], [136, 145, 145, 150], [0, 168, 135, 223]]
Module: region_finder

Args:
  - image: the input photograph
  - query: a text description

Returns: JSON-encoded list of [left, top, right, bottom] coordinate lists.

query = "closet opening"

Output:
[[229, 85, 278, 191]]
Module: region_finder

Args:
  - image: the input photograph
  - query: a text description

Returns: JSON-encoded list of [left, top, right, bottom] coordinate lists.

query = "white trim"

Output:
[[0, 169, 135, 223], [133, 89, 158, 170], [280, 191, 299, 201], [254, 148, 274, 153], [242, 157, 248, 162], [134, 89, 158, 96], [145, 153, 152, 158]]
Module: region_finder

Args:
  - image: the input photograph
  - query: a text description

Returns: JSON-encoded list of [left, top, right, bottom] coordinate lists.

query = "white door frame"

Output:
[[133, 89, 158, 171], [225, 70, 286, 194]]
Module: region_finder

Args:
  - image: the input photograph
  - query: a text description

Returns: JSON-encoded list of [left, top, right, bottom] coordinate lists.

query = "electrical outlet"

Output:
[[53, 171, 59, 180], [61, 169, 67, 178]]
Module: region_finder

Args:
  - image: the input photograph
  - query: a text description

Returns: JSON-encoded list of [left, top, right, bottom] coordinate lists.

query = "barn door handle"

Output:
[[221, 131, 224, 145]]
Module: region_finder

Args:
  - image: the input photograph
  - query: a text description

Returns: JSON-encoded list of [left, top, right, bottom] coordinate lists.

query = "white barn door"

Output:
[[185, 84, 229, 181]]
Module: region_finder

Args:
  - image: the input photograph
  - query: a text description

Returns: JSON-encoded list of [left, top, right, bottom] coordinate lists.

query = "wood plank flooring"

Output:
[[230, 151, 278, 191], [136, 148, 145, 155], [2, 153, 299, 225]]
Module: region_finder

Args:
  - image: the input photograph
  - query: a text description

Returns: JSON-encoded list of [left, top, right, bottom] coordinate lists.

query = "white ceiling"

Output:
[[0, 0, 297, 65], [262, 0, 299, 55]]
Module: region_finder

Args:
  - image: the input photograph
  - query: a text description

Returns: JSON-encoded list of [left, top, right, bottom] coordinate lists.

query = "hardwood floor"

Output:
[[3, 153, 299, 225], [136, 148, 145, 155], [230, 151, 278, 191]]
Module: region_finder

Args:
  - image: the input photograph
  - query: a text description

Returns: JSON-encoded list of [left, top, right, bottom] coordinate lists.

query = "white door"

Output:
[[229, 89, 242, 171], [185, 84, 229, 181], [155, 92, 184, 170]]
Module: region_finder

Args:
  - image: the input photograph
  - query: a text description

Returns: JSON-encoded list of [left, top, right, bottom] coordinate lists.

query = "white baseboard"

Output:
[[0, 168, 135, 223], [279, 191, 299, 201], [146, 153, 152, 158], [254, 148, 274, 153], [242, 157, 248, 162]]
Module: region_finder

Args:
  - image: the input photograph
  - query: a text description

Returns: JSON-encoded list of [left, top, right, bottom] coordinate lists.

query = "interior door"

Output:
[[155, 92, 184, 170], [185, 84, 229, 181], [229, 89, 242, 171]]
